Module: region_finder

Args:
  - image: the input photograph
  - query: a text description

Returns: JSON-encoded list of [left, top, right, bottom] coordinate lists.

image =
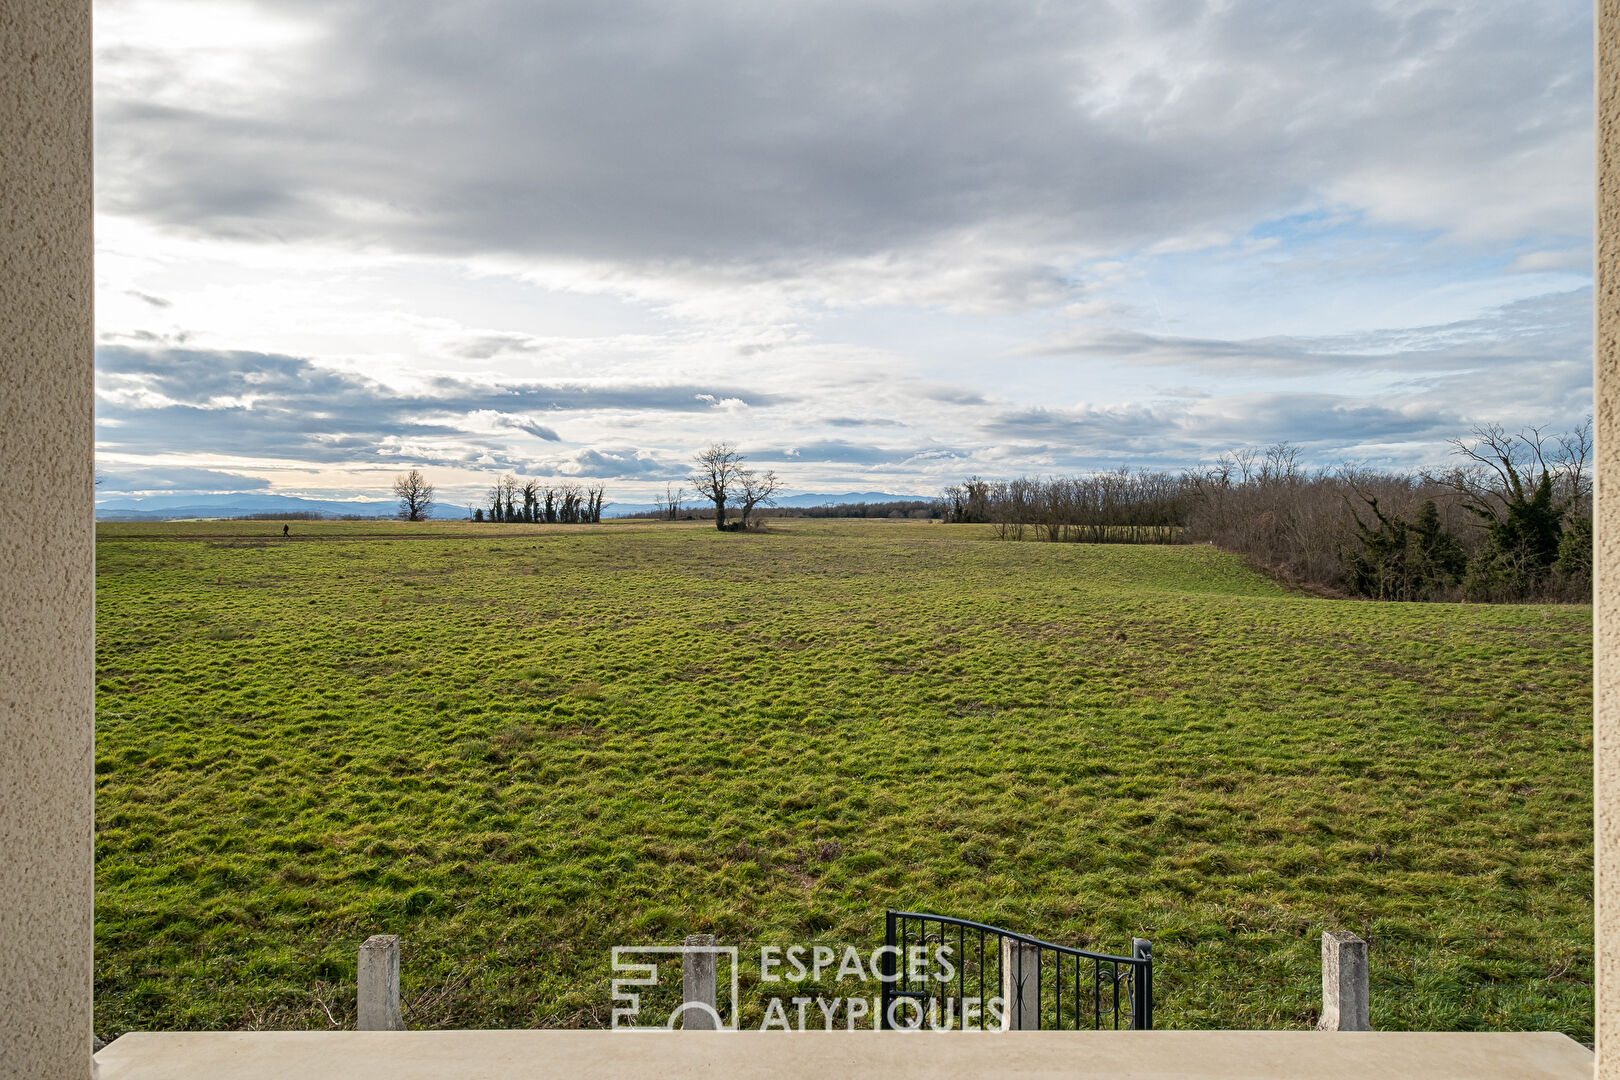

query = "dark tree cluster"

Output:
[[1342, 497, 1467, 601], [476, 474, 605, 524], [945, 421, 1592, 604]]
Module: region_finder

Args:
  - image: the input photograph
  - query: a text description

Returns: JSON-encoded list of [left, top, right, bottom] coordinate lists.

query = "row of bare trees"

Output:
[[945, 423, 1593, 603], [435, 442, 774, 530], [477, 475, 605, 524]]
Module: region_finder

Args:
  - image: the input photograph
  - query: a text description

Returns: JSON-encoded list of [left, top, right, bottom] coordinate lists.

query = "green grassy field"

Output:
[[93, 519, 1593, 1038]]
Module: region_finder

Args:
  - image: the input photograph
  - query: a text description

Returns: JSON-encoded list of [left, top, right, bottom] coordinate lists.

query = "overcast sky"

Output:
[[93, 0, 1594, 506]]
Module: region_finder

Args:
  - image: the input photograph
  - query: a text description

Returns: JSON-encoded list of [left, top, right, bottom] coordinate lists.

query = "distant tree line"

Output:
[[240, 510, 412, 522], [476, 475, 605, 524], [760, 499, 938, 520], [634, 485, 935, 523], [945, 422, 1592, 603], [944, 472, 1183, 544]]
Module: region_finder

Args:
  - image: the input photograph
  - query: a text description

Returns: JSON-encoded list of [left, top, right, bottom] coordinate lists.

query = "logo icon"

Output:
[[611, 945, 740, 1030]]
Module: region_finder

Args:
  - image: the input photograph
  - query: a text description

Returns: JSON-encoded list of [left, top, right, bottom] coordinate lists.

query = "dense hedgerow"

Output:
[[944, 423, 1592, 603]]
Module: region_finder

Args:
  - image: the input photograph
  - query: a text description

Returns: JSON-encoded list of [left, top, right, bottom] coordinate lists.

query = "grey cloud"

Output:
[[756, 440, 927, 467], [981, 404, 1187, 458], [926, 390, 990, 407], [95, 466, 272, 494], [899, 447, 971, 464], [102, 329, 193, 345], [124, 290, 172, 309], [974, 388, 1576, 470], [95, 346, 779, 463], [95, 1, 1590, 281], [495, 414, 562, 441], [544, 447, 682, 479], [452, 333, 549, 360], [1025, 289, 1592, 378]]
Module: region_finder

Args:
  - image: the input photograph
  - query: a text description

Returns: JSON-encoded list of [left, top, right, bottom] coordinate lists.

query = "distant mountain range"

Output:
[[94, 490, 932, 521], [773, 491, 930, 507]]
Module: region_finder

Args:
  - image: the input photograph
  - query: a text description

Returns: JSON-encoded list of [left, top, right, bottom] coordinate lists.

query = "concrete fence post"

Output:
[[1000, 938, 1042, 1030], [681, 933, 718, 1029], [358, 934, 403, 1031], [1316, 930, 1370, 1031]]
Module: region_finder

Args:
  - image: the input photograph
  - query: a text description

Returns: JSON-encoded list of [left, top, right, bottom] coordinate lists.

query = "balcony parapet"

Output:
[[95, 1029, 1593, 1079]]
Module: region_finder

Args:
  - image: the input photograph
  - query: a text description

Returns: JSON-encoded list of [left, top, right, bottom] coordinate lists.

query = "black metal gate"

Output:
[[879, 910, 1153, 1031]]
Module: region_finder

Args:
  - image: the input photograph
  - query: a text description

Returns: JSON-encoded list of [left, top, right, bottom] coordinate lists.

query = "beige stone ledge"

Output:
[[95, 1029, 1593, 1079]]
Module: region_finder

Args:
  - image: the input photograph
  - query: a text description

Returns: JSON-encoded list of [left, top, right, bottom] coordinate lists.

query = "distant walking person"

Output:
[[282, 524, 290, 538]]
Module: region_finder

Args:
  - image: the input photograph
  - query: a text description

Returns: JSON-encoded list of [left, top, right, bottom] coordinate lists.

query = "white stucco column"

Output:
[[1598, 2, 1620, 1073], [0, 3, 96, 1078]]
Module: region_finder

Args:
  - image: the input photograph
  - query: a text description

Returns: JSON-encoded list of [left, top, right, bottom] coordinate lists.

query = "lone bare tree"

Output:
[[736, 468, 782, 530], [393, 469, 435, 521], [690, 443, 745, 530]]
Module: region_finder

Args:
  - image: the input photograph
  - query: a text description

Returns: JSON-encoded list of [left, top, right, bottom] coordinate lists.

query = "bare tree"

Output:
[[1428, 422, 1591, 529], [520, 479, 541, 523], [393, 469, 435, 521], [736, 469, 782, 530], [657, 482, 686, 521], [500, 474, 519, 522], [1558, 419, 1594, 515], [690, 443, 745, 530]]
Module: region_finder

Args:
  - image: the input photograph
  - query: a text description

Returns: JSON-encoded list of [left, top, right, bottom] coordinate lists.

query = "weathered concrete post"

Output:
[[681, 933, 718, 1029], [1316, 930, 1370, 1031], [358, 935, 403, 1031], [999, 938, 1042, 1030]]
